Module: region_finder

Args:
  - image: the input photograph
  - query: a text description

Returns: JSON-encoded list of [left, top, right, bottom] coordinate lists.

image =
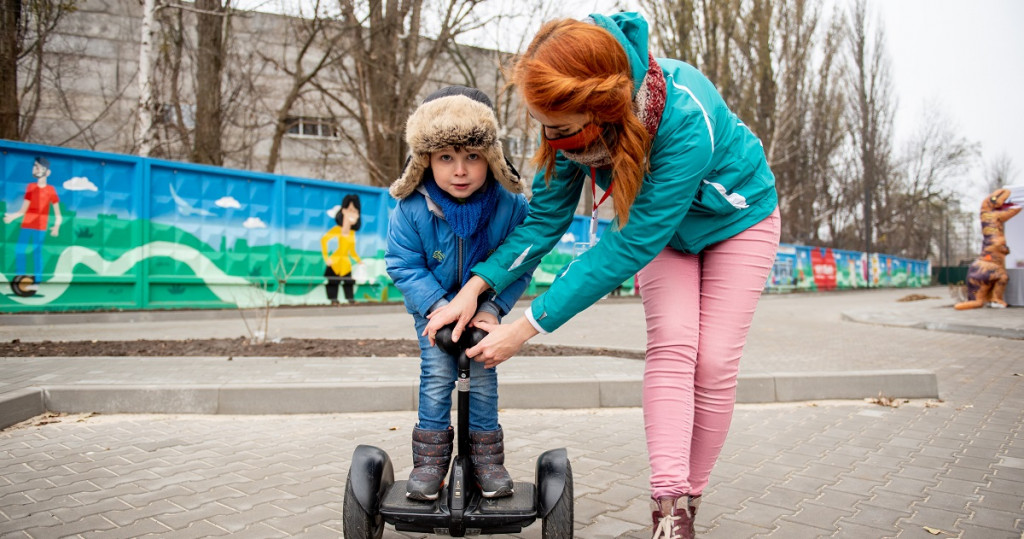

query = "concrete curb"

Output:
[[840, 312, 1024, 340], [0, 388, 45, 430], [0, 369, 939, 430]]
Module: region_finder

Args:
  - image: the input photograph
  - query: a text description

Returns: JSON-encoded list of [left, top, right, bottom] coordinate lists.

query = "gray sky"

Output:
[[877, 0, 1024, 184]]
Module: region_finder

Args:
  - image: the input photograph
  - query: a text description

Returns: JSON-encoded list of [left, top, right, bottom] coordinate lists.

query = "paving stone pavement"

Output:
[[1, 288, 1023, 538]]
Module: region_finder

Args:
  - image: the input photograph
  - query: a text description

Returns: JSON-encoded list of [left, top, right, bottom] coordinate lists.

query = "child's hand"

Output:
[[423, 276, 489, 345], [469, 311, 498, 328], [424, 291, 478, 346]]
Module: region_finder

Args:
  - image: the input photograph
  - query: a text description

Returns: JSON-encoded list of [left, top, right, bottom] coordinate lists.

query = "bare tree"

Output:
[[146, 1, 266, 167], [643, 0, 696, 62], [262, 0, 345, 173], [775, 1, 847, 246], [984, 152, 1018, 192], [729, 0, 775, 145], [843, 0, 895, 254], [1, 0, 76, 140], [644, 0, 746, 105], [314, 0, 488, 188], [192, 0, 228, 165], [0, 0, 21, 138], [877, 110, 979, 259]]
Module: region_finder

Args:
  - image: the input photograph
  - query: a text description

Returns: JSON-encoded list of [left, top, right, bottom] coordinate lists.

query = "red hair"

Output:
[[514, 18, 651, 226]]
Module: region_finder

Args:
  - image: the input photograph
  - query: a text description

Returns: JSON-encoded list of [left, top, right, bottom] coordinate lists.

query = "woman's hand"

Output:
[[423, 276, 490, 345], [466, 317, 539, 369]]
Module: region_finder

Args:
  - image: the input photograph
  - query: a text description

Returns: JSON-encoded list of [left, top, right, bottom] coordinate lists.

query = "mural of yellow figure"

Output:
[[321, 194, 362, 304]]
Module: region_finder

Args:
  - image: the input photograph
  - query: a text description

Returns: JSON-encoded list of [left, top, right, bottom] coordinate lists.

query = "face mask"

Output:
[[546, 123, 603, 152]]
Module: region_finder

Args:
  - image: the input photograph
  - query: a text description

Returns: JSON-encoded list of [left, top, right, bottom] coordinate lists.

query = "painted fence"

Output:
[[1, 141, 928, 313], [769, 244, 931, 292]]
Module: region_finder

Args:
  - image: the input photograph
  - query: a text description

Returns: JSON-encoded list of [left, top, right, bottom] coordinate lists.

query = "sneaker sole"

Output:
[[479, 487, 514, 498]]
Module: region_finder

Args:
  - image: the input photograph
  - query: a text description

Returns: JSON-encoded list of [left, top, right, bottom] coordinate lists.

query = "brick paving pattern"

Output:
[[1, 288, 1023, 537]]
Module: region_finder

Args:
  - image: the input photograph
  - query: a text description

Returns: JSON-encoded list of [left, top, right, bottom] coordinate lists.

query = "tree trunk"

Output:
[[193, 0, 223, 165], [0, 0, 20, 139], [137, 0, 157, 155]]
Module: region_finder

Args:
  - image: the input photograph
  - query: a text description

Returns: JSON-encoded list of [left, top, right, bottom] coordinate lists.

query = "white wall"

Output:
[[1005, 185, 1024, 269]]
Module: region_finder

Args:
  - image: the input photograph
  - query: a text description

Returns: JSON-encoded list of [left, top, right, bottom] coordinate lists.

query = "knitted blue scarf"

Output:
[[425, 176, 499, 285]]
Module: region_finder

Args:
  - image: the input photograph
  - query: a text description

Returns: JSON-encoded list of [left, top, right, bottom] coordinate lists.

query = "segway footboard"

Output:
[[381, 480, 538, 535]]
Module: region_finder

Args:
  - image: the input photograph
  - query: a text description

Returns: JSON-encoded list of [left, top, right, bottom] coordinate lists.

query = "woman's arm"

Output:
[[472, 158, 586, 294]]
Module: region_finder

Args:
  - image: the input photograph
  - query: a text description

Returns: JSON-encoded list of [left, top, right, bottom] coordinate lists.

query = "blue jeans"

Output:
[[413, 315, 499, 432], [15, 228, 46, 283]]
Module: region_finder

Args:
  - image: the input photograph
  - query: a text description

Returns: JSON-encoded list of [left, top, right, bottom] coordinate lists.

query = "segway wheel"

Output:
[[11, 275, 36, 297], [343, 473, 384, 539], [541, 460, 574, 539]]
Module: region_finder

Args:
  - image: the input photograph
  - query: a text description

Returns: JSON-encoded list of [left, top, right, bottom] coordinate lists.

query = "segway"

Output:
[[10, 275, 37, 297], [343, 324, 574, 538]]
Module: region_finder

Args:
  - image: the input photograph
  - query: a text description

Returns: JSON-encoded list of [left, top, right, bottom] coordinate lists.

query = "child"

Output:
[[385, 86, 533, 501]]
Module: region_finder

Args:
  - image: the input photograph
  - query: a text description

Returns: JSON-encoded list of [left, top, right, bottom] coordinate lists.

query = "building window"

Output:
[[158, 104, 196, 130], [286, 116, 339, 139]]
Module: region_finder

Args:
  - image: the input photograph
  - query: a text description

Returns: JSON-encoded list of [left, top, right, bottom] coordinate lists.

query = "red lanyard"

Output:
[[589, 167, 613, 245]]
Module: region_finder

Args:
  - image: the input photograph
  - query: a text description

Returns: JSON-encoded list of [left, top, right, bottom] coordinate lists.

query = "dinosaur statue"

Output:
[[954, 188, 1022, 309]]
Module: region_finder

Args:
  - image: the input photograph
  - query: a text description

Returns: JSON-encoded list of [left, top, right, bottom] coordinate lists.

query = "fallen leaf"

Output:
[[922, 526, 944, 535]]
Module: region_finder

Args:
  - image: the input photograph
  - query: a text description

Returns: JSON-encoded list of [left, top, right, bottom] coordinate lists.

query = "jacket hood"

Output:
[[587, 12, 651, 96]]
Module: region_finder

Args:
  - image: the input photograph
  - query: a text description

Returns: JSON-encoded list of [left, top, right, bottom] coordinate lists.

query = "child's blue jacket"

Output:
[[386, 186, 534, 319]]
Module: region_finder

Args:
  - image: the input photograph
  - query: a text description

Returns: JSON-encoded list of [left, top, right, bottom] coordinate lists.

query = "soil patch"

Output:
[[0, 337, 645, 360]]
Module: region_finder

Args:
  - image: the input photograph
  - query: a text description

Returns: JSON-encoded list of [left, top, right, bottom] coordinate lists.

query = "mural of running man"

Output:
[[3, 156, 62, 293]]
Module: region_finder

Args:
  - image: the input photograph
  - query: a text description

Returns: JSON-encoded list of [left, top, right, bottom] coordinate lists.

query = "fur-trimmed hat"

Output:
[[390, 86, 522, 199]]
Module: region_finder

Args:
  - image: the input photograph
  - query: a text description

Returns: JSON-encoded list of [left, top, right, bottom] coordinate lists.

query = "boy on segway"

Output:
[[385, 86, 535, 501]]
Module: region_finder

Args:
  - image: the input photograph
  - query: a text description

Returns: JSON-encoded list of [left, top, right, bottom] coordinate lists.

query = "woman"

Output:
[[424, 13, 780, 538], [321, 194, 362, 304]]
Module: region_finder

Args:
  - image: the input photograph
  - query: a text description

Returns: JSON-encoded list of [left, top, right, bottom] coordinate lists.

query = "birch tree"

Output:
[[137, 0, 157, 155]]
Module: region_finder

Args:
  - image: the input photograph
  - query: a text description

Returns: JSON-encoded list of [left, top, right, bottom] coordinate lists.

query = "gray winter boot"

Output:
[[406, 426, 454, 501], [469, 427, 514, 498]]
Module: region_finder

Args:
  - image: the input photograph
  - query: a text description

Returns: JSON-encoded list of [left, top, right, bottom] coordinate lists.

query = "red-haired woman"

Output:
[[424, 13, 781, 538]]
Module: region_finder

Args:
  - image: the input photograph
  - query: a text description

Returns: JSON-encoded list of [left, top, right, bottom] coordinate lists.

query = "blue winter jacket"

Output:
[[472, 12, 779, 333], [386, 185, 534, 320]]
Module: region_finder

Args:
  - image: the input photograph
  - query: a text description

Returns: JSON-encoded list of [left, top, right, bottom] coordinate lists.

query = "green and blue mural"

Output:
[[1, 141, 930, 313], [1, 140, 399, 312]]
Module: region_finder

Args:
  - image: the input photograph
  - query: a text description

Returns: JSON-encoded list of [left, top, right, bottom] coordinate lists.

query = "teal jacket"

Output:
[[472, 12, 778, 333]]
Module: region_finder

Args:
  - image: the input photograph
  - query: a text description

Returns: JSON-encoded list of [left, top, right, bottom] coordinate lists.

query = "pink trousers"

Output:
[[637, 208, 780, 499]]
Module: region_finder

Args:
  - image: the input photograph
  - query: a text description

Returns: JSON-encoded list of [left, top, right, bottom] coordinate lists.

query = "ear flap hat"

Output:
[[390, 85, 522, 199]]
